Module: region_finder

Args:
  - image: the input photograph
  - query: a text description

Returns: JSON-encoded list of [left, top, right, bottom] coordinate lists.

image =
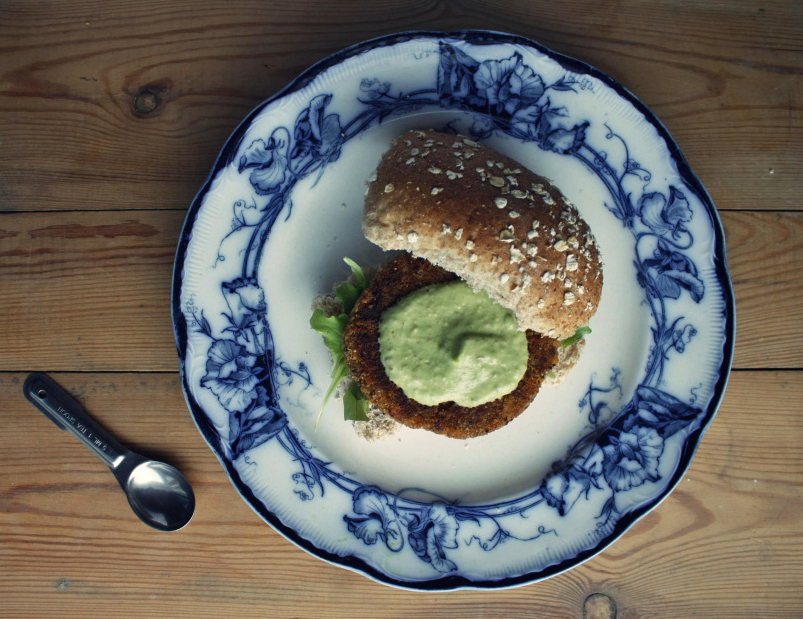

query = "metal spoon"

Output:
[[23, 372, 195, 532]]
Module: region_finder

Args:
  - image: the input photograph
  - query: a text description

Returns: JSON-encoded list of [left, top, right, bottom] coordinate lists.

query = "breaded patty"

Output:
[[342, 252, 559, 439]]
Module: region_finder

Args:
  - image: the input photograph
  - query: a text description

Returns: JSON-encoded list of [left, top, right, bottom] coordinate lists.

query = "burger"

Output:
[[311, 129, 602, 439]]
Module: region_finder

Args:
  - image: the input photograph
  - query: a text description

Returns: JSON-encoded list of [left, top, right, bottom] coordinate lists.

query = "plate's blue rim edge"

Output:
[[170, 29, 736, 591]]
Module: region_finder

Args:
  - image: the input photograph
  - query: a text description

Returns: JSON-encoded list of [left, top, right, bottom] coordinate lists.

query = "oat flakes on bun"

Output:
[[362, 129, 602, 340]]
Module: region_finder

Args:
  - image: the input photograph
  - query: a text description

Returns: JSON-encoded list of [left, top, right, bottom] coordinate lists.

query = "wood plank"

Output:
[[0, 370, 800, 618], [0, 210, 183, 372], [1, 1, 800, 618], [1, 209, 801, 371], [0, 0, 800, 212], [724, 210, 803, 368], [585, 369, 803, 617]]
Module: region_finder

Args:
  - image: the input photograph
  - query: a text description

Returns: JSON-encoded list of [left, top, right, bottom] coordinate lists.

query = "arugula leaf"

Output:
[[560, 324, 592, 348], [321, 359, 350, 411], [343, 381, 369, 421], [344, 257, 367, 288], [309, 310, 348, 357], [336, 257, 368, 313], [310, 309, 347, 428], [336, 283, 361, 315], [309, 257, 371, 427]]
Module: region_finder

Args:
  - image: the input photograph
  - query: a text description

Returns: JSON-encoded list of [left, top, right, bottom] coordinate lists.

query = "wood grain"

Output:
[[0, 210, 182, 372], [1, 0, 801, 617], [0, 370, 800, 618], [1, 0, 800, 213], [724, 210, 803, 369], [1, 209, 799, 371]]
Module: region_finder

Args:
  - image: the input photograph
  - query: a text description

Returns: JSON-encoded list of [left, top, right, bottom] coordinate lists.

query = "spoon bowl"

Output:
[[23, 373, 195, 532], [125, 459, 195, 531]]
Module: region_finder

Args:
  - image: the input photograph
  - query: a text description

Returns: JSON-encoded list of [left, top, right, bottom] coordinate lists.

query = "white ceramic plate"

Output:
[[172, 31, 734, 589]]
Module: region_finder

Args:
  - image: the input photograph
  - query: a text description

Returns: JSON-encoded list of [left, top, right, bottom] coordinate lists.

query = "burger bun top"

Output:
[[362, 129, 603, 340]]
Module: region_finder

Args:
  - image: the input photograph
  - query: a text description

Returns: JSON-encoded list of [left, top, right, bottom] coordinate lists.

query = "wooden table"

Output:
[[1, 1, 801, 617]]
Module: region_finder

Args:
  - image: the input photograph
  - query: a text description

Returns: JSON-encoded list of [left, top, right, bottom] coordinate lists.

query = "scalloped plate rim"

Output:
[[171, 29, 735, 590]]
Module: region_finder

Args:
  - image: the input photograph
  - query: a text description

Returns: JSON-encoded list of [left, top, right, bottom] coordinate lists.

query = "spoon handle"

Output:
[[23, 373, 128, 469]]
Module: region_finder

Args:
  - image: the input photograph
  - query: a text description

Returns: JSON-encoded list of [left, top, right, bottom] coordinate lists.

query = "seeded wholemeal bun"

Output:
[[363, 129, 602, 340]]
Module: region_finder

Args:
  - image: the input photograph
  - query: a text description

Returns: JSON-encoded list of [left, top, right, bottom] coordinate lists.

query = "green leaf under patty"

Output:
[[343, 381, 369, 421], [309, 257, 370, 427], [335, 257, 368, 314], [309, 310, 348, 357], [560, 324, 592, 348]]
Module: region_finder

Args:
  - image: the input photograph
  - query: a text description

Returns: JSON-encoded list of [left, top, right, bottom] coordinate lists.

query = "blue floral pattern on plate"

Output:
[[173, 31, 734, 589]]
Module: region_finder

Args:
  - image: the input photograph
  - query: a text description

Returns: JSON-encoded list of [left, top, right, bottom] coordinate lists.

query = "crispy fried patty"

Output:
[[342, 252, 559, 439]]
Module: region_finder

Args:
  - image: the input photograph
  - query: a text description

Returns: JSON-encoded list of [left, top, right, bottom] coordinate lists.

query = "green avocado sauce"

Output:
[[378, 280, 529, 407]]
